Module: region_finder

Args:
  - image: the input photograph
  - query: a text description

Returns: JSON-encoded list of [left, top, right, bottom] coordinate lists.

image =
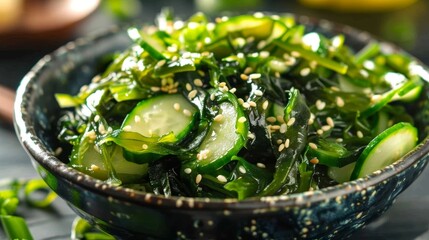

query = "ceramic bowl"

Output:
[[14, 16, 429, 239]]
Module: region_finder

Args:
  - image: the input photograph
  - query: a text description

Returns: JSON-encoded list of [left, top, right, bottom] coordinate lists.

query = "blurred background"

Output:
[[0, 0, 428, 239]]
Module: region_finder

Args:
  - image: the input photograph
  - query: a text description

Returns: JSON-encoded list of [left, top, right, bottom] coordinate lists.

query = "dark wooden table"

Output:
[[1, 0, 429, 239]]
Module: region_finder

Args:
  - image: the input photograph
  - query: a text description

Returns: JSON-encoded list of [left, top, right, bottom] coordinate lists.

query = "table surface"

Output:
[[1, 0, 429, 239]]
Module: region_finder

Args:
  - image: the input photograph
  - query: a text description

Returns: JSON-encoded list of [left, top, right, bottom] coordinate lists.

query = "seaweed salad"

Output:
[[55, 10, 428, 200]]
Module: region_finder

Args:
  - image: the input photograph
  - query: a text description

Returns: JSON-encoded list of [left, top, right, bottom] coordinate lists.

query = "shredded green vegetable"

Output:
[[0, 179, 57, 240], [71, 217, 115, 240]]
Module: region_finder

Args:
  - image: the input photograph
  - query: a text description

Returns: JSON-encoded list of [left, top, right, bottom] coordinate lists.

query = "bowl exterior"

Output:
[[26, 151, 428, 239], [14, 17, 429, 239]]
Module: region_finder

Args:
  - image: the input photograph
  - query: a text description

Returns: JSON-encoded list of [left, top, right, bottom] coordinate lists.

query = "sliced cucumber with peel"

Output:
[[196, 93, 249, 171], [350, 122, 418, 180], [121, 94, 197, 163], [122, 94, 197, 139], [70, 144, 148, 183], [328, 162, 356, 184]]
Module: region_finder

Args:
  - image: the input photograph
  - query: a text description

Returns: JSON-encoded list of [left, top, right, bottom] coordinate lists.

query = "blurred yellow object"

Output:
[[299, 0, 418, 12], [0, 0, 23, 31]]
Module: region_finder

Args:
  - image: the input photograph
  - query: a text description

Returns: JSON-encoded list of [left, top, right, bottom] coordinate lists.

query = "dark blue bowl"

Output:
[[14, 16, 429, 239]]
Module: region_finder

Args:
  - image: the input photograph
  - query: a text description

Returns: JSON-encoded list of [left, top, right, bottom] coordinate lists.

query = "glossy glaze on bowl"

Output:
[[14, 16, 429, 239]]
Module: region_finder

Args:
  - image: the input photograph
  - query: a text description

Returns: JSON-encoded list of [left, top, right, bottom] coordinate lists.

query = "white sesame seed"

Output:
[[142, 144, 148, 150], [257, 40, 267, 50], [300, 68, 311, 77], [363, 60, 375, 70], [201, 51, 211, 57], [284, 57, 297, 66], [217, 175, 228, 183], [238, 117, 247, 123], [266, 117, 277, 123], [249, 73, 262, 79], [156, 59, 166, 68], [183, 52, 191, 58], [80, 85, 88, 93], [123, 125, 132, 132], [183, 109, 192, 117], [94, 115, 100, 122], [321, 125, 331, 131], [309, 61, 318, 69], [167, 45, 178, 52], [188, 90, 198, 100], [254, 90, 263, 96], [317, 129, 324, 135], [280, 123, 287, 133], [316, 100, 326, 110], [278, 144, 285, 152], [238, 98, 244, 105], [151, 86, 160, 92], [229, 87, 237, 93], [277, 139, 283, 144], [242, 102, 250, 109], [309, 142, 318, 150], [246, 36, 255, 43], [184, 168, 192, 174], [247, 132, 255, 139], [331, 86, 340, 91], [308, 113, 315, 125], [54, 147, 63, 156], [98, 124, 106, 134], [360, 69, 369, 78], [287, 117, 296, 126], [195, 174, 202, 184], [219, 82, 226, 87], [173, 103, 180, 111], [90, 164, 100, 171], [262, 100, 269, 110], [336, 97, 345, 107], [326, 117, 334, 127], [284, 138, 290, 148], [336, 138, 344, 143], [210, 93, 216, 101], [214, 114, 224, 122], [291, 51, 301, 57], [260, 51, 270, 58], [240, 74, 249, 81], [238, 166, 246, 174], [357, 130, 364, 138], [257, 163, 266, 168], [244, 67, 253, 75], [92, 76, 101, 83], [271, 125, 281, 130], [249, 101, 257, 107], [186, 83, 192, 91], [194, 78, 203, 87], [134, 115, 141, 123]]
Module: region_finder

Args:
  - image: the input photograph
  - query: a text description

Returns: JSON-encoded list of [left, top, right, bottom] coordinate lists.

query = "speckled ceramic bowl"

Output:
[[14, 16, 429, 239]]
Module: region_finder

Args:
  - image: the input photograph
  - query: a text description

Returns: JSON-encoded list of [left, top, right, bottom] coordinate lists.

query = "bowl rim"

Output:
[[14, 13, 429, 211]]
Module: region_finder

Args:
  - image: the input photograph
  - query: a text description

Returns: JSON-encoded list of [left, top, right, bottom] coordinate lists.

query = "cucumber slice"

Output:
[[328, 162, 356, 183], [122, 94, 197, 139], [121, 94, 197, 162], [196, 94, 249, 171], [350, 122, 418, 180], [70, 144, 148, 183], [214, 15, 274, 40]]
